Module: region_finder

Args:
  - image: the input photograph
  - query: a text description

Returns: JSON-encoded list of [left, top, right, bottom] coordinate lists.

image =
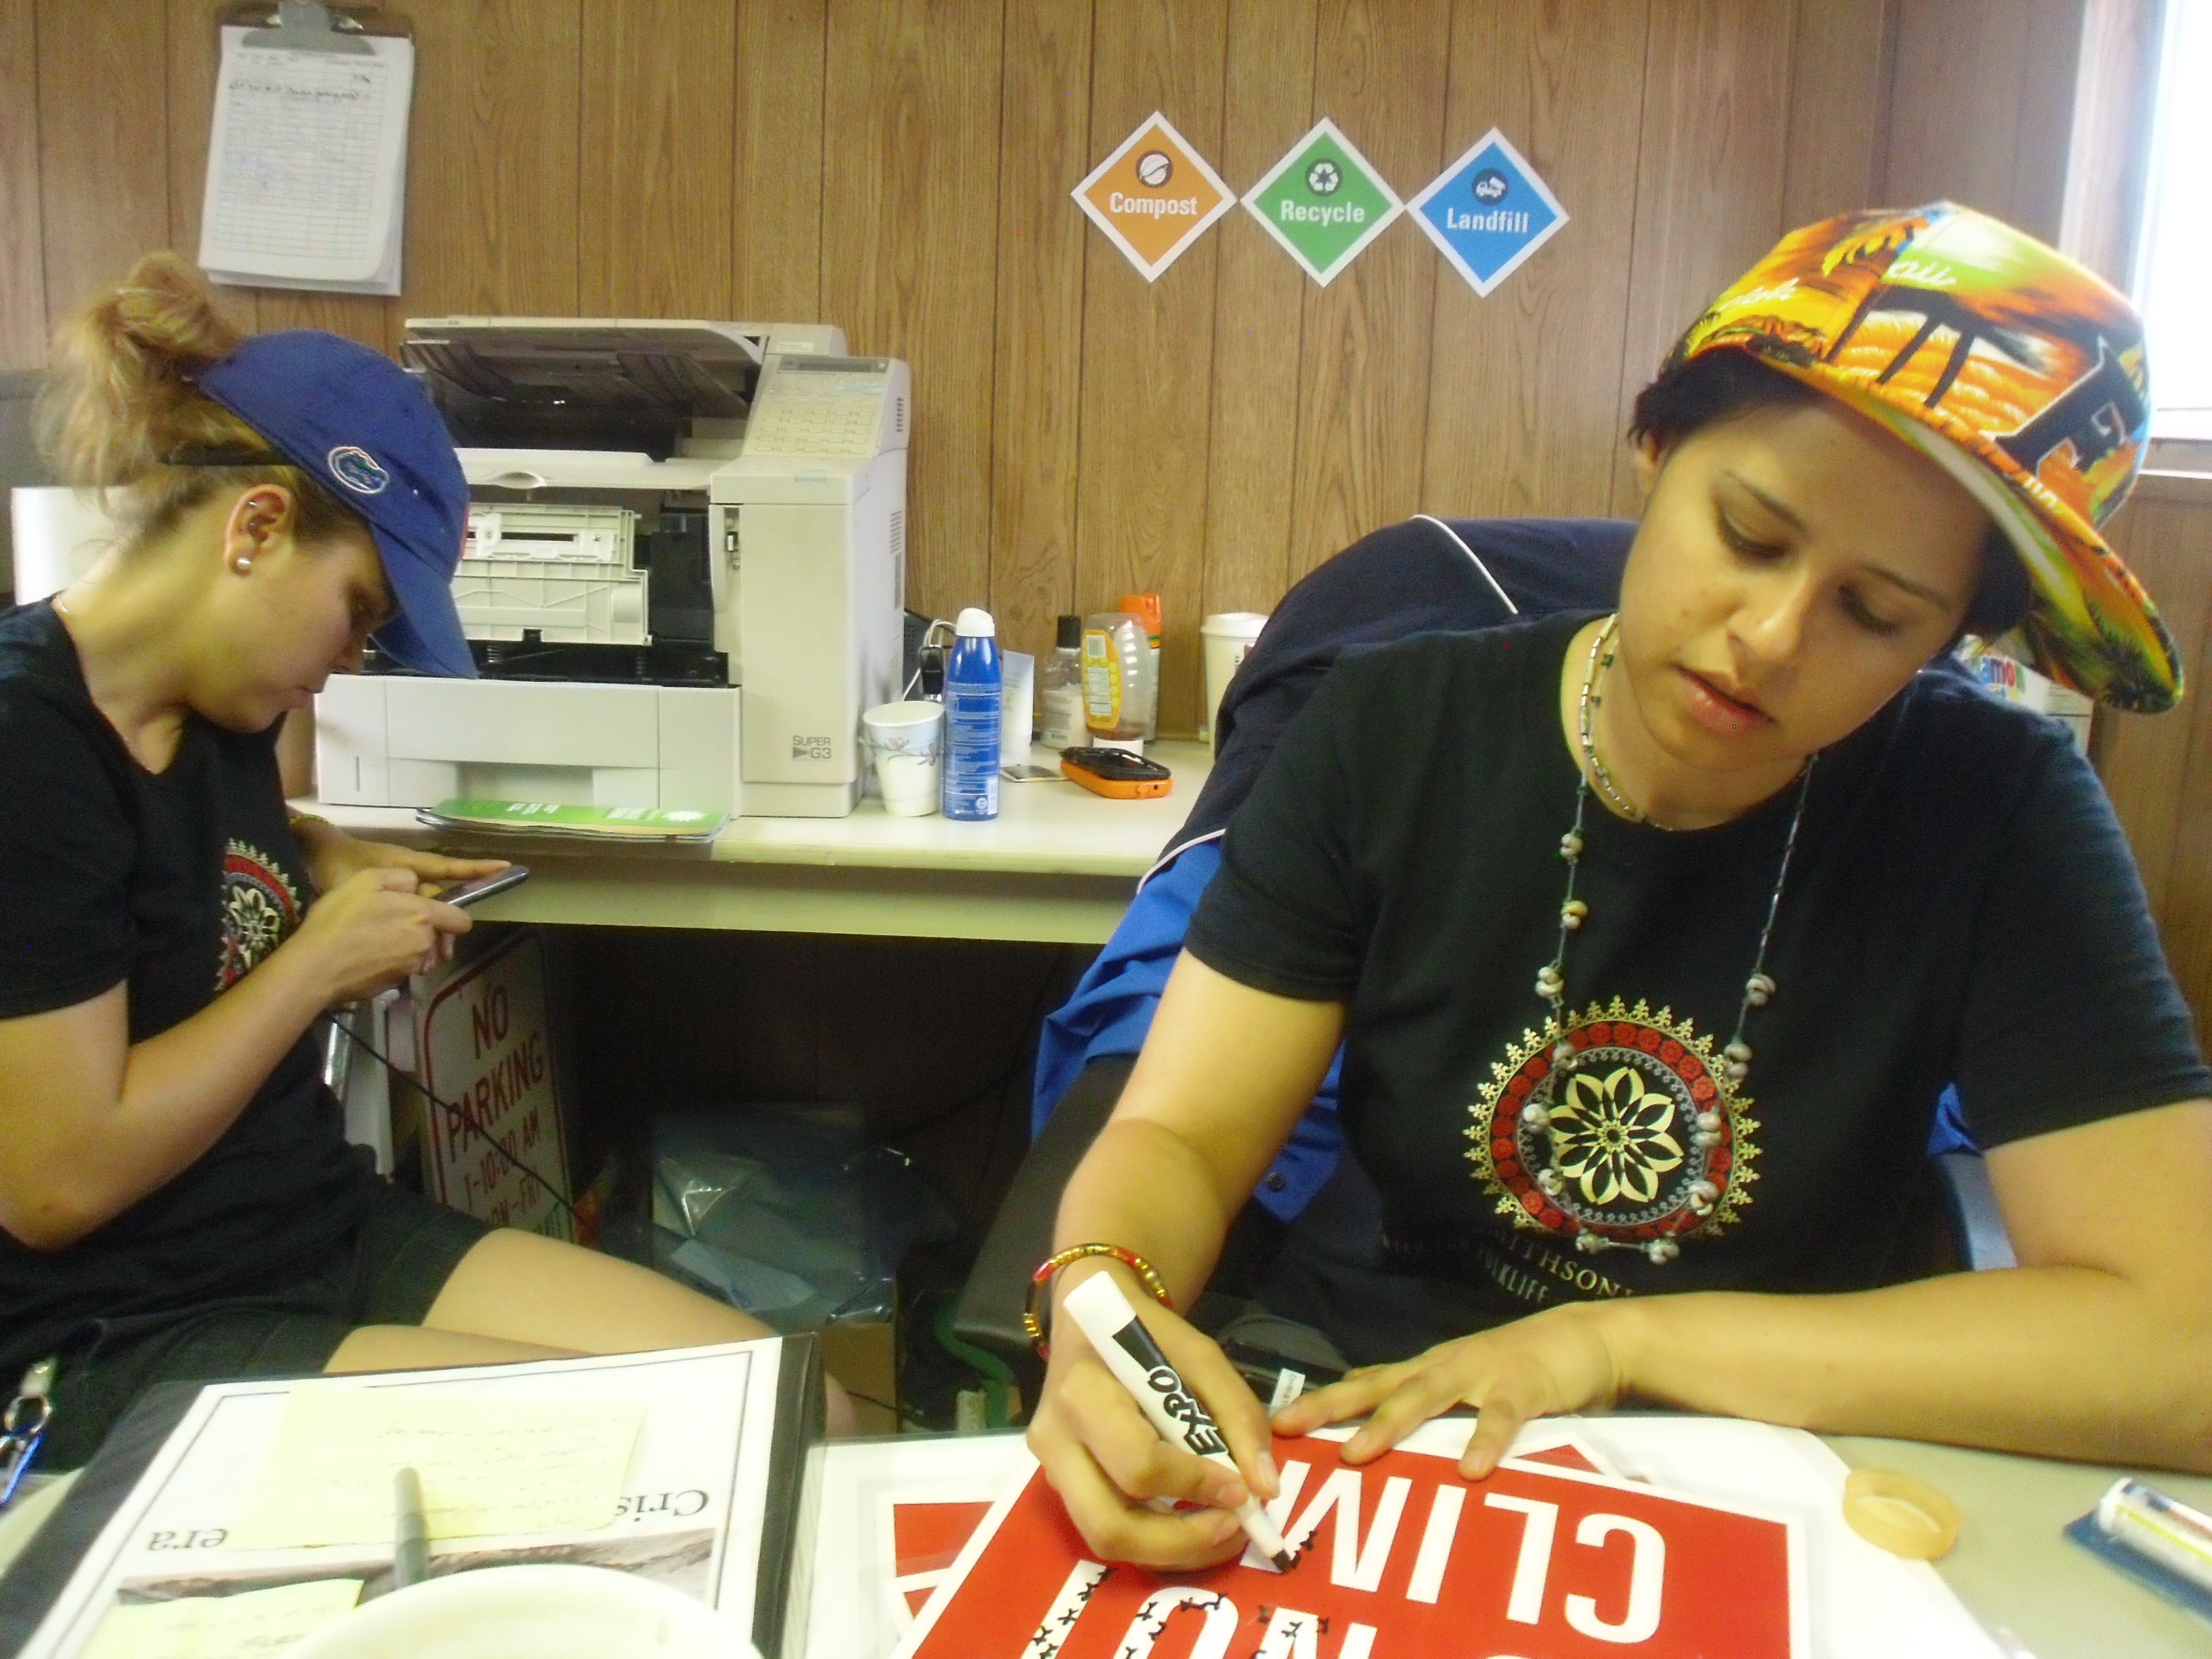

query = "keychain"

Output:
[[0, 1357, 56, 1510]]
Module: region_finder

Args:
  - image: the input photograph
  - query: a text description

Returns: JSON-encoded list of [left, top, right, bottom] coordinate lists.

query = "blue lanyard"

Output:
[[0, 1358, 56, 1510]]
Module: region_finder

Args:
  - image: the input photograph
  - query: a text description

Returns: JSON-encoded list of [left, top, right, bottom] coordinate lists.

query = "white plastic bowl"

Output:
[[288, 1564, 756, 1659]]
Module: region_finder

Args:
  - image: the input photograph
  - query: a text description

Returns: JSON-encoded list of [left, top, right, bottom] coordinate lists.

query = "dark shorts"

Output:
[[42, 1183, 490, 1471]]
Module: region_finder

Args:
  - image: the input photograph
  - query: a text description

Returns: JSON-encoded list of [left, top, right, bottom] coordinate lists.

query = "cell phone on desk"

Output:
[[437, 865, 531, 907], [1061, 747, 1172, 799]]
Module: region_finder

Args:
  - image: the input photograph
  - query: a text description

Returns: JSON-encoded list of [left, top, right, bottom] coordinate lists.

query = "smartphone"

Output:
[[437, 865, 531, 907], [1060, 747, 1172, 800]]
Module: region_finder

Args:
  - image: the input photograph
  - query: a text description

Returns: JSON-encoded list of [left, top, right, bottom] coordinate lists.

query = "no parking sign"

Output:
[[417, 929, 575, 1241]]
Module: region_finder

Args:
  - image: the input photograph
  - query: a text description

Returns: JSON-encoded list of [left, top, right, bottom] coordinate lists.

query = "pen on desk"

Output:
[[2096, 1477, 2212, 1597], [1061, 1271, 1296, 1572], [392, 1467, 429, 1590]]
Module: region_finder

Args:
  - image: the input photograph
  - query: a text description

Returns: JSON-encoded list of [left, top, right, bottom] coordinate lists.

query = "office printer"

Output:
[[315, 317, 910, 819]]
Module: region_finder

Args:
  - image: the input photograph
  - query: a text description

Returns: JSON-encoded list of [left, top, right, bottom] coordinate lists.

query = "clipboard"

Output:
[[217, 1, 413, 49], [201, 3, 417, 293]]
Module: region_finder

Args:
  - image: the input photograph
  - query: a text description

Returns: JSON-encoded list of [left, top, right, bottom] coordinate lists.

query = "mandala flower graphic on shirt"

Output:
[[1466, 998, 1760, 1254], [218, 840, 302, 990], [1547, 1066, 1685, 1205]]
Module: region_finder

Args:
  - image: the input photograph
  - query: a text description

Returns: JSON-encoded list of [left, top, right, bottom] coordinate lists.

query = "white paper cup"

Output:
[[862, 700, 944, 817], [1200, 612, 1269, 749], [289, 1564, 754, 1659]]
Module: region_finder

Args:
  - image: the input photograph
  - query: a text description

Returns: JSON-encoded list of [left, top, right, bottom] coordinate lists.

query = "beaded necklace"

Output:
[[1531, 614, 1814, 1264]]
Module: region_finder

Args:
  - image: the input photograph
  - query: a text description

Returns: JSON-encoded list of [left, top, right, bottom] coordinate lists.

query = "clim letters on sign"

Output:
[[1106, 192, 1203, 219]]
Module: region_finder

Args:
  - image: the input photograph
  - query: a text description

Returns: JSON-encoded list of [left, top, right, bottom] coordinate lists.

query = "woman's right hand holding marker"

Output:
[[1026, 1263, 1282, 1572]]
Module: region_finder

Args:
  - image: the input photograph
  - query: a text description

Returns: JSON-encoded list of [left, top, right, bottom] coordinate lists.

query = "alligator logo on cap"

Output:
[[327, 445, 390, 495]]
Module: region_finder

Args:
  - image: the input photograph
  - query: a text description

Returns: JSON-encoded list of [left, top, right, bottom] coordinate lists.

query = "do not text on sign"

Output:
[[1073, 112, 1235, 282], [417, 930, 575, 1241], [897, 1431, 1805, 1659]]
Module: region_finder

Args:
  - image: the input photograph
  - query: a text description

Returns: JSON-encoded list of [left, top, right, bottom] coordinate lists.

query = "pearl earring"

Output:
[[232, 556, 253, 574]]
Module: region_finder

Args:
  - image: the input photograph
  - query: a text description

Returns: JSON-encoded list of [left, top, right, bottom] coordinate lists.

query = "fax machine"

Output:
[[314, 317, 910, 819]]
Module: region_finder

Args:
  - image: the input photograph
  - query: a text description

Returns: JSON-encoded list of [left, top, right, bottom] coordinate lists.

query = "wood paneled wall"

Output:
[[0, 0, 2123, 727], [2096, 474, 2212, 1040]]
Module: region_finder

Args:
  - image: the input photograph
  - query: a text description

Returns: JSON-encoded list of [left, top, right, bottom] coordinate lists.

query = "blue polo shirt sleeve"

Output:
[[1031, 839, 1343, 1223]]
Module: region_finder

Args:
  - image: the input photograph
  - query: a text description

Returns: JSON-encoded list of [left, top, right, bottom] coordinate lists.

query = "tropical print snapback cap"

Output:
[[1668, 202, 2177, 713]]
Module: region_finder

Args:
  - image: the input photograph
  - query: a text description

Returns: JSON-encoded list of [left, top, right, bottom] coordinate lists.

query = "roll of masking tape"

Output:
[[1842, 1467, 1963, 1559]]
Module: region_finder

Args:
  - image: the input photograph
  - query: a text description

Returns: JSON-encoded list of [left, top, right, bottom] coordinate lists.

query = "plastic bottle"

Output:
[[1082, 611, 1152, 745], [1116, 592, 1164, 742], [942, 607, 1002, 820], [1039, 614, 1086, 751]]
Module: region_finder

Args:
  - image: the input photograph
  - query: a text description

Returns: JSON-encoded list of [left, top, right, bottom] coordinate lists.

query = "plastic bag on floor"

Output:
[[646, 1107, 954, 1332]]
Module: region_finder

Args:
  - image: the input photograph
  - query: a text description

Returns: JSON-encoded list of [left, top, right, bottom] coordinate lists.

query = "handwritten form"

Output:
[[225, 1393, 644, 1550], [198, 28, 413, 293], [78, 1580, 362, 1659]]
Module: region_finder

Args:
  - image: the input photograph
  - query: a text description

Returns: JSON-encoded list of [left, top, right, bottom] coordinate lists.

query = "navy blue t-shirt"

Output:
[[0, 602, 377, 1373], [1187, 611, 2210, 1363]]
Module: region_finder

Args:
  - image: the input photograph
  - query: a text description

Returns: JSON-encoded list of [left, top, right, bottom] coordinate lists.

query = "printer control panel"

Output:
[[743, 354, 910, 459]]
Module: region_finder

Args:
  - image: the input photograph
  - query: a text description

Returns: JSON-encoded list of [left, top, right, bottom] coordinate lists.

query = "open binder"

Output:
[[2, 1336, 824, 1659]]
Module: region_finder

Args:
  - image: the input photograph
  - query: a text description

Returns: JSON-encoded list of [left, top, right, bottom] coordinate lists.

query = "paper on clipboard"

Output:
[[198, 24, 413, 293]]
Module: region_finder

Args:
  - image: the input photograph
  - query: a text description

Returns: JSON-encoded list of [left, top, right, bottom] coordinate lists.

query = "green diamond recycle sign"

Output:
[[1241, 119, 1402, 285]]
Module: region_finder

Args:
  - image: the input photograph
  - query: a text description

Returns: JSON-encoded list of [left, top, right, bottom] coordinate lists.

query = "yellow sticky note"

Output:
[[81, 1579, 361, 1659], [226, 1391, 644, 1550]]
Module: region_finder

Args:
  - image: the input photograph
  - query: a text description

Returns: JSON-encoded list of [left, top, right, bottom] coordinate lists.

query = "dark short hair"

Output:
[[1630, 350, 2031, 640]]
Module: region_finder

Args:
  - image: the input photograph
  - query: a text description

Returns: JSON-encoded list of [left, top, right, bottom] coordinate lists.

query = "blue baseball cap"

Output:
[[193, 330, 476, 677]]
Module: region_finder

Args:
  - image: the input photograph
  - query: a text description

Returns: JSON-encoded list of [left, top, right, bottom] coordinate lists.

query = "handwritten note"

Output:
[[226, 1391, 644, 1550], [79, 1580, 361, 1659], [198, 29, 413, 293]]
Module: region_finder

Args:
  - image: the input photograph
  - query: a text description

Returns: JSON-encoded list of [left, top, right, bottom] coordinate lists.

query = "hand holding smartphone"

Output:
[[436, 865, 531, 907]]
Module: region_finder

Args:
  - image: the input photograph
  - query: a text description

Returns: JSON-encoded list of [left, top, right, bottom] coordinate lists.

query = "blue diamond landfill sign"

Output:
[[1240, 118, 1403, 287], [1410, 128, 1568, 297]]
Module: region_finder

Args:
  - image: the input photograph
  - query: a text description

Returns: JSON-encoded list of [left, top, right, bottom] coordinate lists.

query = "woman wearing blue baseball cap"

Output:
[[0, 254, 830, 1469]]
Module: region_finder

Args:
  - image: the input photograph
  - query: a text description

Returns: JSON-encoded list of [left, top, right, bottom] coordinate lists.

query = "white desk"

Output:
[[304, 742, 1211, 944]]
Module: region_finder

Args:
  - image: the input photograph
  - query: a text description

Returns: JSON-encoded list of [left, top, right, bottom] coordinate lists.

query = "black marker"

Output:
[[1063, 1272, 1296, 1571]]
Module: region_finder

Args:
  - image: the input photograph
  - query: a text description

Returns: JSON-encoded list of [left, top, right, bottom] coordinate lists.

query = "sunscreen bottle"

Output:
[[942, 607, 1002, 820]]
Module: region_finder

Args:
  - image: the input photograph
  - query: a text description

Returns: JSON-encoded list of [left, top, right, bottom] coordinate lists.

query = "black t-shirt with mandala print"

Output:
[[1185, 611, 2211, 1366], [0, 601, 378, 1374]]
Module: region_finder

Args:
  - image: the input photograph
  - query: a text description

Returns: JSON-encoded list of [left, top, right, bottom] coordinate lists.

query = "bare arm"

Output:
[[1282, 1099, 2212, 1477], [1029, 951, 1344, 1566], [1054, 952, 1345, 1303], [0, 869, 472, 1250], [1609, 1100, 2212, 1468]]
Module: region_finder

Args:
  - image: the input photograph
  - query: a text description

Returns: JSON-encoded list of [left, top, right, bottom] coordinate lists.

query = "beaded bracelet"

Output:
[[1023, 1243, 1174, 1359]]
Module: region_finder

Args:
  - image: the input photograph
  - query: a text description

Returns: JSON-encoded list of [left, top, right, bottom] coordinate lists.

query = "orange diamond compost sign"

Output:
[[1073, 112, 1234, 282]]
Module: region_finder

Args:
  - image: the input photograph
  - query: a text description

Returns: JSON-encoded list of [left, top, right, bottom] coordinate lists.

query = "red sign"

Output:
[[417, 930, 574, 1240], [898, 1434, 1803, 1658]]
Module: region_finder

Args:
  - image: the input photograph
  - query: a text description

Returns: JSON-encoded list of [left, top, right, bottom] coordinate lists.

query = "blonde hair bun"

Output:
[[37, 251, 358, 558], [41, 251, 255, 491]]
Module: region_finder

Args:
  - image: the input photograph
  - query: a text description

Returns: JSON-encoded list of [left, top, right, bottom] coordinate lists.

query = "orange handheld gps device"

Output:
[[1060, 747, 1172, 800]]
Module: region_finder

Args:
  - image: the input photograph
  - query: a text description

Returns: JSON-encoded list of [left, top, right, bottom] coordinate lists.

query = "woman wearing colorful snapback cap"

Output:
[[0, 254, 823, 1469], [1028, 204, 2212, 1566]]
